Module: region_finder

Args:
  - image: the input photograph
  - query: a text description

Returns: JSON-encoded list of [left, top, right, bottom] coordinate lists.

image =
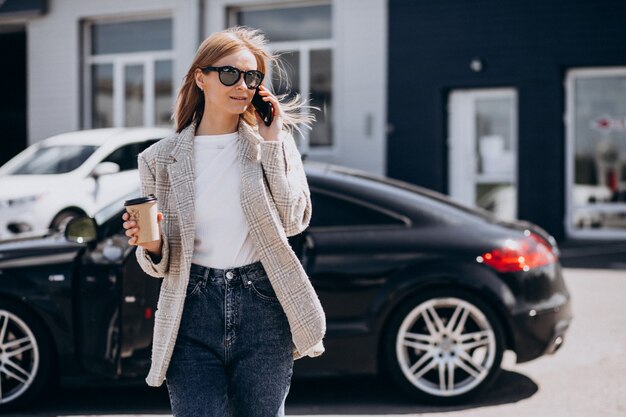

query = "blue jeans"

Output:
[[165, 261, 294, 417]]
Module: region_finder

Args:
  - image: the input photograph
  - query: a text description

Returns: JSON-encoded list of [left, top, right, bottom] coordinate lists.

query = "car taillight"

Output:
[[477, 232, 557, 272]]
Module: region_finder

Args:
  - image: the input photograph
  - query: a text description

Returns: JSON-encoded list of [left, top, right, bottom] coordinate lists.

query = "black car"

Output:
[[0, 162, 572, 410]]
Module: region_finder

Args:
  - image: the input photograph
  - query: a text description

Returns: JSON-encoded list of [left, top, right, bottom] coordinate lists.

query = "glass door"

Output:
[[448, 88, 518, 220]]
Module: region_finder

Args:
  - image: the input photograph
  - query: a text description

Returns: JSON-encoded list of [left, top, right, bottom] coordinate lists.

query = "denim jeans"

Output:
[[165, 261, 294, 417]]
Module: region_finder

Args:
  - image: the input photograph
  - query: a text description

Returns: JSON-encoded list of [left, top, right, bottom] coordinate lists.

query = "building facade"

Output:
[[2, 0, 626, 245], [0, 0, 387, 173], [388, 0, 626, 243]]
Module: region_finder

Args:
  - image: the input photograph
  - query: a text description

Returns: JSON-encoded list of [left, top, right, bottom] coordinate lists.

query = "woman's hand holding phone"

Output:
[[253, 85, 283, 141]]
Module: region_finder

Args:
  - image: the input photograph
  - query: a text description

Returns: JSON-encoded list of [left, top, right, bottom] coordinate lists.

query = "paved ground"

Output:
[[7, 268, 626, 417]]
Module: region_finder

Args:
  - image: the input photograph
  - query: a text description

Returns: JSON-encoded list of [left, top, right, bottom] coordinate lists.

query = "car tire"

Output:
[[384, 288, 505, 404], [0, 298, 56, 411], [50, 209, 84, 232]]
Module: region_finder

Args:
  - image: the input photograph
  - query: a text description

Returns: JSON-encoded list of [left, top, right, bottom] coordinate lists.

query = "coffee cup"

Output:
[[124, 194, 159, 244]]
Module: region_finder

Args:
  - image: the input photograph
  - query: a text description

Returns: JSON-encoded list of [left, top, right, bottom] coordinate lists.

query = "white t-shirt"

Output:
[[190, 132, 260, 269]]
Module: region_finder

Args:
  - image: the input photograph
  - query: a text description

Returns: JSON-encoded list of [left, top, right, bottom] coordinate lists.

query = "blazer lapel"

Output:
[[166, 123, 197, 265], [238, 121, 261, 162], [238, 122, 263, 212]]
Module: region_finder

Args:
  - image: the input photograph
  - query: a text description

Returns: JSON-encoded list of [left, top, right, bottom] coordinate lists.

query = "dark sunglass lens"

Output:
[[219, 68, 240, 85], [245, 71, 263, 88]]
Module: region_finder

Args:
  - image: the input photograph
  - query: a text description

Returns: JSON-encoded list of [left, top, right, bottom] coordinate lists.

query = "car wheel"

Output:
[[384, 288, 505, 403], [0, 299, 55, 411], [50, 209, 84, 231]]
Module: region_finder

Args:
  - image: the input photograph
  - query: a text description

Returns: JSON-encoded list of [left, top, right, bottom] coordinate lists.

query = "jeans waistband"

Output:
[[190, 260, 266, 284]]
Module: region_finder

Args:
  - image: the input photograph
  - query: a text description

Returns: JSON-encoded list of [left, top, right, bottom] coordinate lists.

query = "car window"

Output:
[[102, 144, 139, 172], [334, 168, 496, 222], [310, 191, 405, 228], [7, 145, 98, 175], [102, 140, 160, 172], [137, 139, 159, 154]]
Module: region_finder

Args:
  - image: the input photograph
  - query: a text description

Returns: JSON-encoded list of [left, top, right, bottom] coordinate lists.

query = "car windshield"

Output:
[[7, 145, 98, 175]]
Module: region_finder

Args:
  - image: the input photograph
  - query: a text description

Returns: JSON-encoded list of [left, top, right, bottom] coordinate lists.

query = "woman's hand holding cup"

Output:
[[122, 194, 164, 257], [122, 211, 164, 255]]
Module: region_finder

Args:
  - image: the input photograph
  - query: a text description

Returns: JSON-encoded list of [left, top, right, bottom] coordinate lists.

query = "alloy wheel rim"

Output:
[[395, 297, 496, 397], [0, 310, 40, 404]]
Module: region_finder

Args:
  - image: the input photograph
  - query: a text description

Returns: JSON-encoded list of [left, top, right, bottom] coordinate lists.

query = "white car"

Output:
[[0, 127, 173, 240]]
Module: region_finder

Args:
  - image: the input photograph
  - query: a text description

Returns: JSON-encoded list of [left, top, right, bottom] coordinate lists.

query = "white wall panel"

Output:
[[333, 0, 387, 174]]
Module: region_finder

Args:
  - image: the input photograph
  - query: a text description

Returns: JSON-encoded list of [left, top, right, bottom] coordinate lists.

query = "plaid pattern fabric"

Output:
[[135, 121, 326, 387]]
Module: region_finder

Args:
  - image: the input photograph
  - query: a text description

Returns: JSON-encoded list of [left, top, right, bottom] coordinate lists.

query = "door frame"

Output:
[[447, 87, 518, 218]]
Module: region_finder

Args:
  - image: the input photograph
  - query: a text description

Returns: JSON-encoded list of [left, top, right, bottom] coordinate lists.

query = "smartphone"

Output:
[[251, 88, 273, 126]]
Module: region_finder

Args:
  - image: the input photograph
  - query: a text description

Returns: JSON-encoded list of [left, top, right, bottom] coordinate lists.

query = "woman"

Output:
[[121, 26, 326, 417]]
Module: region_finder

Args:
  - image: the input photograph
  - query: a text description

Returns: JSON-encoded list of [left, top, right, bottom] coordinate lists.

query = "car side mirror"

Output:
[[65, 216, 97, 244], [92, 161, 120, 178]]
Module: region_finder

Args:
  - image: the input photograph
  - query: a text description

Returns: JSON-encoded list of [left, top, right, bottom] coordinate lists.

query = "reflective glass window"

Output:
[[570, 72, 626, 231], [124, 65, 144, 127], [272, 51, 300, 100], [155, 60, 173, 126], [309, 49, 332, 147], [92, 63, 113, 128], [235, 5, 331, 41], [102, 144, 137, 172], [310, 192, 403, 228], [91, 19, 172, 54]]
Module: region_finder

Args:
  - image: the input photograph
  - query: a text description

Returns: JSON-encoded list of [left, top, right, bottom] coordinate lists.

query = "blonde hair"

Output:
[[173, 26, 315, 134]]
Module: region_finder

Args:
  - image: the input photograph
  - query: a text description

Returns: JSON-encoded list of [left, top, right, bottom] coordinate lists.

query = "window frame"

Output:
[[226, 2, 336, 155], [448, 88, 519, 221], [81, 15, 174, 129], [565, 66, 626, 239]]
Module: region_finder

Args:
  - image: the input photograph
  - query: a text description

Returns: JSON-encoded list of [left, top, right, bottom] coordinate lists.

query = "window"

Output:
[[102, 144, 138, 172], [137, 139, 159, 154], [229, 4, 333, 150], [102, 140, 159, 172], [84, 18, 174, 128], [310, 191, 404, 228], [566, 68, 626, 237]]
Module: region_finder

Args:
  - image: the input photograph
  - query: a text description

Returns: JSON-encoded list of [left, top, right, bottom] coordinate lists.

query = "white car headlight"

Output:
[[3, 194, 45, 208]]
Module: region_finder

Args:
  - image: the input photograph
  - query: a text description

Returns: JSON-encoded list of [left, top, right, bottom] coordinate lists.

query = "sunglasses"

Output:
[[200, 65, 264, 89]]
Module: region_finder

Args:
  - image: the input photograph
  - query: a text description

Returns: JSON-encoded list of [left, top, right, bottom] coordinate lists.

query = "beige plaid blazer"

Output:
[[135, 120, 326, 387]]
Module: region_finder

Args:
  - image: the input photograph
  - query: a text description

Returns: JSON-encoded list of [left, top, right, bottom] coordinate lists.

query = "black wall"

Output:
[[0, 29, 27, 166], [387, 0, 626, 241]]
